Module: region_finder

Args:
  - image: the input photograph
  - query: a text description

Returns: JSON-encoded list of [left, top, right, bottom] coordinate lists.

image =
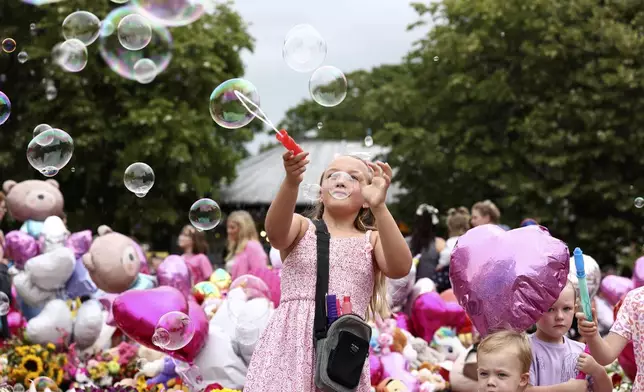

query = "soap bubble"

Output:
[[45, 85, 57, 101], [52, 39, 88, 72], [1, 38, 16, 54], [364, 135, 373, 147], [635, 197, 644, 209], [21, 0, 64, 4], [0, 292, 9, 316], [282, 24, 326, 73], [62, 11, 101, 46], [309, 66, 347, 107], [153, 311, 195, 350], [326, 171, 355, 200], [131, 0, 205, 27], [29, 377, 59, 392], [17, 51, 29, 63], [33, 124, 53, 145], [133, 58, 157, 84], [317, 122, 323, 130], [123, 162, 155, 197], [302, 183, 321, 201], [27, 129, 74, 177], [111, 0, 129, 3], [189, 198, 222, 230], [0, 92, 11, 125], [118, 14, 152, 51], [209, 78, 260, 129], [99, 6, 173, 81]]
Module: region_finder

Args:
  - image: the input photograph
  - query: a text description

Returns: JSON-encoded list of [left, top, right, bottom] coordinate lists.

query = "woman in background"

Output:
[[177, 225, 213, 284], [225, 210, 268, 281], [409, 204, 446, 283]]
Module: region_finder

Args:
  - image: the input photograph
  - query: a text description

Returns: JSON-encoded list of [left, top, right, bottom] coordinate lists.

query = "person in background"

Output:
[[471, 200, 501, 228], [409, 204, 446, 284], [177, 225, 213, 284], [225, 210, 268, 281], [436, 207, 471, 291]]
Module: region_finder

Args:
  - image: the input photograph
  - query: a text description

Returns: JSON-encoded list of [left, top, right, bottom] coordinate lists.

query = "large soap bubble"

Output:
[[130, 0, 205, 27], [99, 6, 173, 81]]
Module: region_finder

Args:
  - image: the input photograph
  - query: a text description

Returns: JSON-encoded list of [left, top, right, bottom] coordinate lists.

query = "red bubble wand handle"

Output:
[[234, 91, 303, 155]]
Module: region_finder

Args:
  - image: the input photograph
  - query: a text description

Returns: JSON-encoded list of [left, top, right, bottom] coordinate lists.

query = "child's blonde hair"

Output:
[[446, 207, 471, 237], [225, 210, 260, 261], [478, 330, 532, 373], [472, 200, 501, 224], [308, 155, 389, 320]]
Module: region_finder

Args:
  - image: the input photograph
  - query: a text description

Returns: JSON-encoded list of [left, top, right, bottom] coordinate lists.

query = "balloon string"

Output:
[[234, 90, 284, 137]]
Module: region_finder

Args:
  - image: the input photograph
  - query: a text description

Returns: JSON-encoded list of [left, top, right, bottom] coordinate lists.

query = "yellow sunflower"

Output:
[[46, 343, 56, 351], [20, 354, 43, 381], [46, 366, 64, 386], [15, 346, 29, 357]]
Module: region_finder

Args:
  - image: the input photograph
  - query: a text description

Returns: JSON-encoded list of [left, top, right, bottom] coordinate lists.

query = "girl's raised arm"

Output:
[[265, 151, 310, 250]]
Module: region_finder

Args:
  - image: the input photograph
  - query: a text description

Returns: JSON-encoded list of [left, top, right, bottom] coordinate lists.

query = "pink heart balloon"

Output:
[[633, 257, 644, 288], [411, 291, 467, 342], [113, 287, 188, 350], [600, 275, 634, 306], [167, 299, 209, 363], [450, 224, 569, 337]]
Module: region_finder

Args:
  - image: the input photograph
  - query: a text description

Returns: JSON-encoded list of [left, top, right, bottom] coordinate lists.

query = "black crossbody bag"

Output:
[[312, 219, 372, 392]]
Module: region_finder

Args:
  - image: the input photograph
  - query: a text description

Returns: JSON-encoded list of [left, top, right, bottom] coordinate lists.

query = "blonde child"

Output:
[[576, 286, 643, 391], [244, 151, 412, 391], [528, 281, 612, 392], [477, 330, 532, 392]]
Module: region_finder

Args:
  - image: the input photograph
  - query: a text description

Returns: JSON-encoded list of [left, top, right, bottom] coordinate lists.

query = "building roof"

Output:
[[221, 139, 404, 205]]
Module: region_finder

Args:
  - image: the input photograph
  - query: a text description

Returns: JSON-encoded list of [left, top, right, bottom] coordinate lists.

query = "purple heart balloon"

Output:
[[4, 230, 39, 269], [633, 257, 644, 289], [600, 275, 634, 305], [450, 224, 569, 337], [66, 230, 93, 260], [157, 255, 192, 298], [411, 291, 467, 342], [113, 287, 188, 351]]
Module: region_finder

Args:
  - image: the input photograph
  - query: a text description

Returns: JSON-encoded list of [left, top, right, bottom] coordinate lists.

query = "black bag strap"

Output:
[[313, 219, 330, 342]]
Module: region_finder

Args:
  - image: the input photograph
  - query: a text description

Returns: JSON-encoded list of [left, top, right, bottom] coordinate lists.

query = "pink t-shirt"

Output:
[[611, 286, 643, 391], [229, 240, 268, 281], [183, 253, 213, 284]]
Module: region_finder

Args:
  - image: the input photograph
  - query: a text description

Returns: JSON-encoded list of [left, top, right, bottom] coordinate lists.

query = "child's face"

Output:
[[536, 283, 575, 341], [478, 348, 529, 392], [321, 156, 370, 212]]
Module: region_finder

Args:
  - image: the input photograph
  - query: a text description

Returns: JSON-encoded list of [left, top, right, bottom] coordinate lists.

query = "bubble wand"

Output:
[[574, 247, 593, 380], [234, 91, 303, 155]]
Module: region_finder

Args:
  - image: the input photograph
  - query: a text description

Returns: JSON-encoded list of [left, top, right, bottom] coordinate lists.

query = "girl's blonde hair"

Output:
[[225, 210, 260, 261], [308, 155, 390, 321], [446, 207, 471, 237]]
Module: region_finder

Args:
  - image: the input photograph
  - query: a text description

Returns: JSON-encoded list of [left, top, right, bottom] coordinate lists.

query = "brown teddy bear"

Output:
[[82, 226, 156, 293], [2, 179, 64, 238]]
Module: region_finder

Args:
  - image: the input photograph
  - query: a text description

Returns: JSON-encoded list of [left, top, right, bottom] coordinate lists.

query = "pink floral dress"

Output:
[[244, 219, 375, 392], [611, 286, 644, 391]]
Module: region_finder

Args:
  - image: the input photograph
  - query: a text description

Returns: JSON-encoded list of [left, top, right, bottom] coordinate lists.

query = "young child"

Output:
[[477, 330, 532, 392], [576, 285, 643, 391], [244, 151, 412, 391], [528, 281, 612, 392]]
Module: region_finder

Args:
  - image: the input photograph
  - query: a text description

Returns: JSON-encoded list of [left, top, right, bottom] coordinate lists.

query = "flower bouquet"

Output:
[[605, 360, 633, 392], [0, 339, 67, 387]]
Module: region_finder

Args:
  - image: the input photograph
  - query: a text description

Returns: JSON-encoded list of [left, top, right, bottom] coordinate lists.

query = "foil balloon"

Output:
[[167, 299, 209, 363], [408, 278, 436, 311], [192, 281, 221, 303], [411, 291, 468, 343], [66, 230, 93, 259], [210, 268, 232, 291], [600, 275, 634, 306], [568, 253, 601, 298], [4, 230, 39, 269], [450, 224, 569, 337], [157, 255, 192, 297], [633, 256, 644, 288], [248, 266, 281, 307], [393, 312, 411, 333], [370, 354, 384, 386], [380, 352, 419, 391], [98, 293, 118, 326], [113, 287, 188, 350]]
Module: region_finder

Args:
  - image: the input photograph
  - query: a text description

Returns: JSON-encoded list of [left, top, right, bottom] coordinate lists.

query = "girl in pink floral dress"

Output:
[[244, 152, 412, 392], [577, 286, 644, 391]]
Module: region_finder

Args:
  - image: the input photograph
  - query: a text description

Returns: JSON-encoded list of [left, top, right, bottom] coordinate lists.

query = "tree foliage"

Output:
[[280, 0, 644, 265], [0, 1, 255, 246]]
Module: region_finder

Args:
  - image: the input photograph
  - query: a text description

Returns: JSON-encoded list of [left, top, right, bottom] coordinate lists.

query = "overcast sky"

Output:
[[230, 0, 427, 154]]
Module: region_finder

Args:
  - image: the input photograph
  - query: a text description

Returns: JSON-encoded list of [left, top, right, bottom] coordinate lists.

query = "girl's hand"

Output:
[[575, 306, 599, 338], [359, 161, 392, 208], [282, 151, 309, 186], [576, 353, 602, 377]]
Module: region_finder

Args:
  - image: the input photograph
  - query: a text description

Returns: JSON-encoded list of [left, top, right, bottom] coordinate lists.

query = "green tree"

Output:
[[0, 1, 255, 247], [281, 0, 644, 264]]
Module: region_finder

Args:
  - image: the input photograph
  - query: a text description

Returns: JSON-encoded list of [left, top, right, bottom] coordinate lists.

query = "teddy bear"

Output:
[[410, 337, 446, 368], [83, 225, 156, 293], [3, 179, 64, 239]]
